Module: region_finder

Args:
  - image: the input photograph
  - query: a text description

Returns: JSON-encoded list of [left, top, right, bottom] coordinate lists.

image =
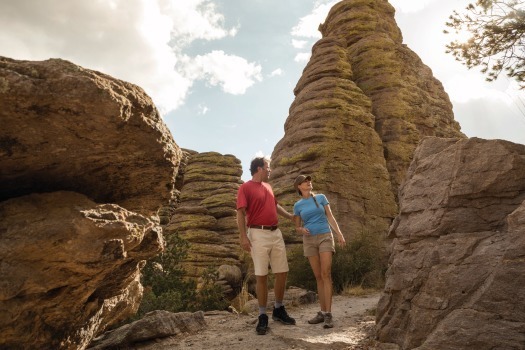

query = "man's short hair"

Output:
[[250, 156, 270, 175]]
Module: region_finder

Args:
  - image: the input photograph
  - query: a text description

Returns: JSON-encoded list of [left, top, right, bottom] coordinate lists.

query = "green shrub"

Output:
[[132, 233, 195, 319], [286, 245, 316, 291], [138, 288, 188, 315], [128, 232, 228, 322], [192, 266, 229, 311], [331, 231, 387, 292], [287, 231, 386, 293]]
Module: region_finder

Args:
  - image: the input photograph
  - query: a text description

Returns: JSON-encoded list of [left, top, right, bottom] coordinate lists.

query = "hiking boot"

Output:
[[256, 314, 269, 335], [323, 312, 333, 328], [272, 305, 296, 325], [308, 311, 325, 324]]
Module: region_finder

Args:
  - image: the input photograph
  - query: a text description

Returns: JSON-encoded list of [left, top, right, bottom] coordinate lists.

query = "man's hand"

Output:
[[240, 234, 251, 252], [237, 208, 251, 251]]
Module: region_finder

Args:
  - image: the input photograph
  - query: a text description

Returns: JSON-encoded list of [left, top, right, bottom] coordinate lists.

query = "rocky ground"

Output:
[[138, 292, 382, 350]]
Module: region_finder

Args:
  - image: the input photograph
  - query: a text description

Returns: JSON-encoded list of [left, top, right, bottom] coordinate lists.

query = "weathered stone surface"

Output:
[[0, 56, 181, 216], [87, 310, 206, 350], [271, 0, 464, 243], [320, 0, 465, 190], [271, 32, 396, 244], [0, 191, 164, 350], [217, 264, 242, 288], [0, 56, 181, 349], [164, 151, 244, 282], [376, 137, 525, 349], [212, 264, 243, 298]]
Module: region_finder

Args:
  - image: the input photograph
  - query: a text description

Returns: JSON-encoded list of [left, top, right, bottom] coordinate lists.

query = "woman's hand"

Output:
[[296, 227, 310, 236], [336, 232, 346, 247]]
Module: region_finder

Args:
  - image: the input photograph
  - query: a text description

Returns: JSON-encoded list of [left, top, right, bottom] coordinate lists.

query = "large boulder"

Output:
[[376, 137, 525, 349], [87, 310, 206, 350], [0, 192, 164, 349], [0, 56, 181, 216], [0, 57, 181, 349]]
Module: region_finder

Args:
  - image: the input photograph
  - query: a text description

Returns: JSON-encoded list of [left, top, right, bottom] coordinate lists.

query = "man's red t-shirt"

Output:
[[236, 180, 278, 226]]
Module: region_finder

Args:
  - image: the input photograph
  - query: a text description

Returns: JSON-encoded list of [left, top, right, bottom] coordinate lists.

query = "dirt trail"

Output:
[[142, 293, 381, 350]]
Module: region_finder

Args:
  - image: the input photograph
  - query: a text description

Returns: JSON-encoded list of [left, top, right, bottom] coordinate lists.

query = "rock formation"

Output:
[[0, 56, 180, 217], [164, 150, 244, 288], [270, 0, 464, 242], [0, 57, 181, 349], [0, 192, 164, 349], [87, 311, 206, 350], [376, 137, 525, 349], [88, 287, 318, 349]]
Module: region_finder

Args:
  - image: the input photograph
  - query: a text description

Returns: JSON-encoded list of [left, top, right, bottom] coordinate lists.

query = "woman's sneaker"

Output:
[[272, 305, 296, 325], [323, 312, 333, 328], [256, 314, 269, 335], [308, 311, 325, 324]]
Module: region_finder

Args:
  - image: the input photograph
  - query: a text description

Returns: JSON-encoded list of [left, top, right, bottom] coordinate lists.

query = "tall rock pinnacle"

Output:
[[271, 0, 464, 241]]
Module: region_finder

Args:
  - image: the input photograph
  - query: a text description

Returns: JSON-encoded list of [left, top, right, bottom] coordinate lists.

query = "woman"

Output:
[[292, 174, 346, 328]]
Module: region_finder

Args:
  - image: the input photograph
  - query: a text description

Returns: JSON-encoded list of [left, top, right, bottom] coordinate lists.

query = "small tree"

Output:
[[444, 0, 525, 87], [137, 233, 196, 316], [136, 232, 227, 318]]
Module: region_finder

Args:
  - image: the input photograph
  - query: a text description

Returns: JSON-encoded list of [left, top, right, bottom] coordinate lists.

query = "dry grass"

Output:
[[341, 284, 381, 297], [236, 272, 253, 314]]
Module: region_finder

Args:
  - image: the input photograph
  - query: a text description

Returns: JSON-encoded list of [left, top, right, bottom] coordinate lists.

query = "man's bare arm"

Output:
[[237, 208, 251, 252], [276, 204, 293, 221]]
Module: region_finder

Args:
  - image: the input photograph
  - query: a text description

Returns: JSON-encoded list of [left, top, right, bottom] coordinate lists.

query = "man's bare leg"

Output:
[[256, 275, 268, 308], [273, 272, 287, 302]]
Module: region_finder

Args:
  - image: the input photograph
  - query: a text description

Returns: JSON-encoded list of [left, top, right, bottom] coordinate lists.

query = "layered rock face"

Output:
[[376, 137, 525, 349], [271, 0, 464, 240], [0, 57, 181, 349], [164, 150, 244, 285], [320, 0, 464, 190]]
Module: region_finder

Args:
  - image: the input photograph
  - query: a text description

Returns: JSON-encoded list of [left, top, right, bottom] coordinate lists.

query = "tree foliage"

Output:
[[445, 0, 525, 87], [131, 233, 227, 321]]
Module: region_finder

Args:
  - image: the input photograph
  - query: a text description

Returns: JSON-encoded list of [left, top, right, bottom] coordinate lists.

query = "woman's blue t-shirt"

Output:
[[293, 194, 330, 235]]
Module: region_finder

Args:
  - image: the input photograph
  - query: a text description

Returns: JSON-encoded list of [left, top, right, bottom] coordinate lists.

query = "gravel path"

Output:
[[139, 292, 381, 350]]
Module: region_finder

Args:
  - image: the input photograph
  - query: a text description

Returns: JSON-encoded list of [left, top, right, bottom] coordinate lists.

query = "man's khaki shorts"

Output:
[[247, 228, 289, 276], [303, 232, 335, 257]]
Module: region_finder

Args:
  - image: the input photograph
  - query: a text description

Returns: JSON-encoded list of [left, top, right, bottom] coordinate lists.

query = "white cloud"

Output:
[[291, 1, 338, 38], [269, 68, 283, 77], [180, 50, 262, 95], [294, 52, 311, 63], [389, 0, 439, 13], [0, 0, 251, 114], [168, 0, 238, 47], [197, 104, 210, 115], [292, 39, 308, 49], [289, 1, 336, 68]]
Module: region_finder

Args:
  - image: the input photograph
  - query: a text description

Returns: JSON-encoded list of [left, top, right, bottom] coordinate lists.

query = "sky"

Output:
[[2, 0, 524, 181]]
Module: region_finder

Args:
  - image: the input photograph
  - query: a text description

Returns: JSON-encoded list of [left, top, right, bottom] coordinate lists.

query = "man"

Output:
[[236, 156, 296, 335]]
